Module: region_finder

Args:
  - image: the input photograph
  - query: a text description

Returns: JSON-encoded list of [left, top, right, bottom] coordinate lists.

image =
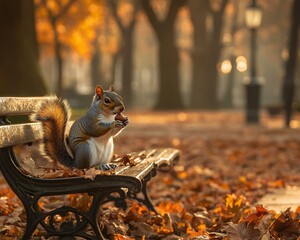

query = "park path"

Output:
[[258, 186, 300, 212]]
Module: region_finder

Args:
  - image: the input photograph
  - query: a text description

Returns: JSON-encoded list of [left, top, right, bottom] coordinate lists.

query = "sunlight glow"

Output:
[[177, 112, 187, 122], [221, 60, 232, 74], [57, 24, 66, 34], [281, 48, 289, 61], [236, 56, 247, 72], [222, 33, 232, 45], [172, 138, 181, 147], [76, 85, 91, 95], [290, 120, 299, 129], [54, 215, 62, 222]]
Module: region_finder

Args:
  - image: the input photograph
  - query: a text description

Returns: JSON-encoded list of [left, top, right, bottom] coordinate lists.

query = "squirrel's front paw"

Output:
[[123, 117, 129, 127], [97, 163, 118, 171], [113, 120, 124, 128], [115, 113, 129, 128]]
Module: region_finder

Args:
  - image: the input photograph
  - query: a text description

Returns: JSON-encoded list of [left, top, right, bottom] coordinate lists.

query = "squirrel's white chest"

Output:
[[87, 135, 114, 167]]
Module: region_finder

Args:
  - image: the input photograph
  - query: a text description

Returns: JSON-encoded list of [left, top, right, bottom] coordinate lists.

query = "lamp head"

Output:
[[245, 1, 263, 29]]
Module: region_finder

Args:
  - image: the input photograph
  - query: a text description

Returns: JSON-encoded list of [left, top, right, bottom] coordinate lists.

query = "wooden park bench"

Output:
[[0, 97, 180, 240]]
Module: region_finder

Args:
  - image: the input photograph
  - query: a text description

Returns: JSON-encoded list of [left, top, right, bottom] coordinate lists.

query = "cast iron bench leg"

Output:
[[12, 191, 39, 239], [129, 170, 157, 214], [22, 208, 39, 240], [88, 191, 109, 240], [102, 188, 128, 210], [141, 179, 156, 213], [21, 190, 111, 239]]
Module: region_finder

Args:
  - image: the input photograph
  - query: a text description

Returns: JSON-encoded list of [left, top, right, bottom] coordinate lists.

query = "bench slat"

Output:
[[151, 148, 180, 166], [119, 161, 155, 180], [0, 123, 43, 147], [114, 149, 157, 175], [0, 97, 56, 116], [118, 148, 180, 180]]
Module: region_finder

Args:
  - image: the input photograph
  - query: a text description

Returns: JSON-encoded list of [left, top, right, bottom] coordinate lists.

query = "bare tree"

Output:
[[222, 1, 238, 108], [91, 28, 105, 89], [141, 0, 186, 109], [41, 0, 76, 96], [0, 0, 47, 96], [108, 0, 139, 107], [282, 0, 300, 127], [188, 0, 228, 109]]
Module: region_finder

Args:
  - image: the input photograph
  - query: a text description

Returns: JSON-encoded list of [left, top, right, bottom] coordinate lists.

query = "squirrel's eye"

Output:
[[104, 97, 111, 104]]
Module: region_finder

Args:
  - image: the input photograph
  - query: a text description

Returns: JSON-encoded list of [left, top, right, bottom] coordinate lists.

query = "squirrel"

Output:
[[32, 85, 129, 170]]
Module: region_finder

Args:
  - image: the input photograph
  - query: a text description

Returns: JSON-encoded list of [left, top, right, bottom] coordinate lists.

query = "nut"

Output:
[[115, 113, 127, 122]]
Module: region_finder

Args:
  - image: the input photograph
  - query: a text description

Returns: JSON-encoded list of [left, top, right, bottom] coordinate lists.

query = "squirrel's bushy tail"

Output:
[[32, 98, 75, 168]]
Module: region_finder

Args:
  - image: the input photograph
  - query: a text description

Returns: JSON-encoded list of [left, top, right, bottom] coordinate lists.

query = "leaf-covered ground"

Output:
[[1, 111, 300, 239]]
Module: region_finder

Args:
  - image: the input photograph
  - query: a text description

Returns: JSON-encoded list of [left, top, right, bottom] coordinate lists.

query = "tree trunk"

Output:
[[141, 0, 185, 109], [55, 35, 64, 97], [91, 42, 105, 88], [111, 51, 120, 86], [121, 23, 135, 107], [0, 0, 47, 96], [222, 55, 235, 108], [41, 0, 76, 97], [155, 28, 183, 109], [190, 55, 218, 109], [107, 0, 138, 107], [189, 0, 227, 109], [282, 0, 300, 127], [50, 19, 64, 97], [189, 0, 210, 108]]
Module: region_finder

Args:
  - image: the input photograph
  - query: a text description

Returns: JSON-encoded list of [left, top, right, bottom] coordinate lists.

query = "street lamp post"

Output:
[[245, 0, 263, 123]]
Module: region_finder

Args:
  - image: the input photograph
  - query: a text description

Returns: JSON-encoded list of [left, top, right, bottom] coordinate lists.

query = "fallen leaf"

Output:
[[225, 222, 261, 240]]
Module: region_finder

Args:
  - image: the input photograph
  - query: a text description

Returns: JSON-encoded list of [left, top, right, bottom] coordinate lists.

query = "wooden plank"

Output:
[[117, 148, 180, 180], [0, 123, 43, 147], [119, 160, 155, 181], [114, 149, 158, 175], [0, 97, 57, 116], [151, 148, 181, 167]]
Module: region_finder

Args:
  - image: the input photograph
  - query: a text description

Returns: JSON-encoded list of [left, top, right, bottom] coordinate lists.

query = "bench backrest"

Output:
[[0, 97, 57, 148]]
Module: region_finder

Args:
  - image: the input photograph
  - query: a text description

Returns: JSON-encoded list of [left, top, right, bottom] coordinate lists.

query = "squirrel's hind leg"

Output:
[[73, 143, 92, 169]]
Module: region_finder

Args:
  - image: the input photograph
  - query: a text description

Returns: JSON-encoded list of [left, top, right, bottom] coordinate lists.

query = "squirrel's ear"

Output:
[[109, 85, 115, 92], [95, 85, 103, 98]]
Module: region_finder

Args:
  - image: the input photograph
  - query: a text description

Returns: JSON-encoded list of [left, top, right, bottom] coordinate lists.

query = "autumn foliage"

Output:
[[35, 0, 123, 58], [1, 111, 300, 239]]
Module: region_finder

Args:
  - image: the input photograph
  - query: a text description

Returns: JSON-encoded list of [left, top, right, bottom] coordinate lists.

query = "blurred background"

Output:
[[0, 0, 299, 126], [1, 2, 300, 237]]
